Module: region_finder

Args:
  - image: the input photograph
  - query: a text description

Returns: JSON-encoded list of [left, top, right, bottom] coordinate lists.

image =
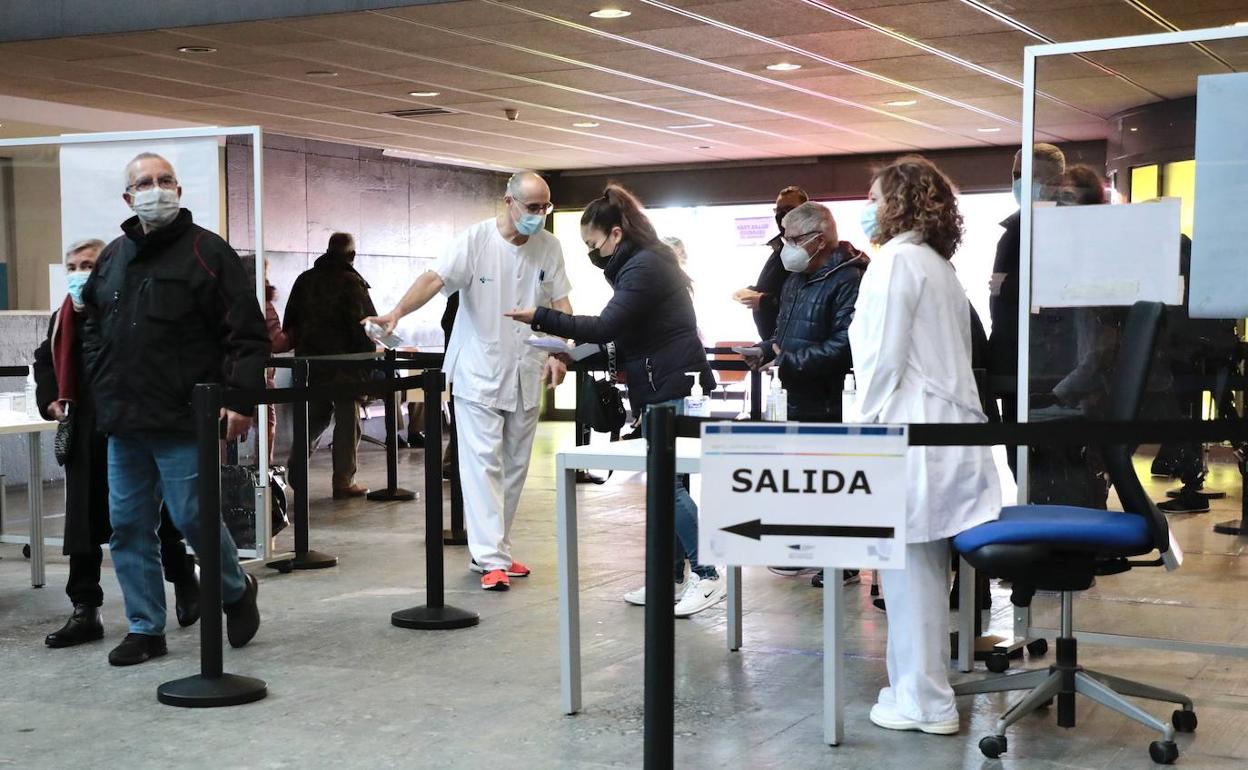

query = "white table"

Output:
[[555, 438, 848, 746], [0, 414, 58, 588]]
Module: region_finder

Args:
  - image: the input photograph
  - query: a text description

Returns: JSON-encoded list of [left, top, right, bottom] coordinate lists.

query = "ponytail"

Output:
[[581, 184, 684, 278]]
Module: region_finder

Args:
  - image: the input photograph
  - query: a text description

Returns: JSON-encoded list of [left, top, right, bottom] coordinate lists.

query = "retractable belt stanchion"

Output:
[[158, 384, 267, 707], [368, 349, 416, 502], [392, 369, 479, 630], [643, 405, 677, 770], [749, 368, 763, 421], [269, 359, 337, 572]]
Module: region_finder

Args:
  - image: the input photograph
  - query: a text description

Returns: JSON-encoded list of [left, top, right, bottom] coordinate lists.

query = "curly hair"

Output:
[[870, 155, 964, 260]]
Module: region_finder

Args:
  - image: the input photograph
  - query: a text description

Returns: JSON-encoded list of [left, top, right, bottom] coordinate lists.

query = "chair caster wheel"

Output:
[[986, 652, 1010, 673], [1027, 638, 1048, 657], [979, 735, 1007, 759], [22, 544, 31, 559], [1172, 709, 1197, 733], [1149, 740, 1179, 764]]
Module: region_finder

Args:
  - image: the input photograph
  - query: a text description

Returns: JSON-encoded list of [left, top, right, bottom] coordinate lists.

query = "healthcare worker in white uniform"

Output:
[[366, 171, 572, 591], [848, 155, 1002, 735]]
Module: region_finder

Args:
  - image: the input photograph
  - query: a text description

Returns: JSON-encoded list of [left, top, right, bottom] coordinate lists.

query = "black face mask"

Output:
[[588, 234, 616, 269], [775, 208, 793, 231]]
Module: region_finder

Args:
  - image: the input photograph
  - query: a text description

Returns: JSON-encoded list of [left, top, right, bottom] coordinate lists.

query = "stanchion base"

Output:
[[266, 550, 339, 573], [1167, 487, 1226, 500], [1213, 519, 1247, 536], [442, 530, 469, 546], [157, 673, 267, 708], [391, 604, 479, 630], [366, 488, 417, 502]]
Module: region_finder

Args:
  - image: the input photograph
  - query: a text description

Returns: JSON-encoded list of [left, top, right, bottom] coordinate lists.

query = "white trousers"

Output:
[[881, 539, 958, 722], [453, 395, 541, 571]]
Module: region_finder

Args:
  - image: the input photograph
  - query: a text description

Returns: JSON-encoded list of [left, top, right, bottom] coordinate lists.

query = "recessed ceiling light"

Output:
[[305, 70, 338, 78], [977, 127, 1002, 133], [1129, 127, 1139, 132], [572, 121, 600, 128], [176, 46, 217, 54], [408, 90, 441, 97], [668, 122, 714, 129], [695, 145, 712, 149], [766, 62, 802, 71], [884, 99, 917, 107], [590, 8, 631, 19]]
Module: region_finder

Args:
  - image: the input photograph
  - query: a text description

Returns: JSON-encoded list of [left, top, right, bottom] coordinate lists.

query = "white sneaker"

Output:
[[673, 572, 727, 618], [623, 582, 682, 606], [869, 702, 959, 735]]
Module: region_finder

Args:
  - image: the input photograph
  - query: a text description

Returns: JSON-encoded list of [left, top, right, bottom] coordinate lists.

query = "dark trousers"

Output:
[[295, 399, 361, 489], [65, 505, 195, 607]]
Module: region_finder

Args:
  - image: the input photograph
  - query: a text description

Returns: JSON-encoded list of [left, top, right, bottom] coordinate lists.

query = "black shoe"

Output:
[[108, 633, 167, 666], [174, 571, 200, 628], [45, 604, 104, 648], [1159, 490, 1210, 514], [224, 573, 260, 649], [406, 431, 425, 448]]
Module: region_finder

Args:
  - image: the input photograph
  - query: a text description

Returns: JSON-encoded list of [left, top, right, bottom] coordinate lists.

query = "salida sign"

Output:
[[699, 424, 907, 569]]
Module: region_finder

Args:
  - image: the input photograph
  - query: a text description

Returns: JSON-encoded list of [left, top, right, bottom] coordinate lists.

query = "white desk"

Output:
[[0, 414, 58, 587], [555, 438, 848, 746]]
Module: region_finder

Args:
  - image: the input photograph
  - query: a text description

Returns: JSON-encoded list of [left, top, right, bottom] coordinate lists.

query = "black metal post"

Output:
[[391, 369, 479, 630], [749, 368, 763, 421], [1213, 446, 1248, 536], [270, 359, 337, 571], [575, 369, 606, 484], [368, 348, 416, 502], [158, 384, 267, 707], [643, 405, 676, 770], [443, 397, 468, 546]]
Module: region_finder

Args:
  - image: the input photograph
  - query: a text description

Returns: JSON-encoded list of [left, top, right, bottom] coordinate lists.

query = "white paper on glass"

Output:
[[1189, 72, 1248, 319], [1032, 200, 1182, 309]]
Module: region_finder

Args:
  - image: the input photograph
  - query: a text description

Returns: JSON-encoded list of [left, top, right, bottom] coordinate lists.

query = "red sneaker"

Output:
[[471, 560, 530, 578], [481, 569, 510, 591]]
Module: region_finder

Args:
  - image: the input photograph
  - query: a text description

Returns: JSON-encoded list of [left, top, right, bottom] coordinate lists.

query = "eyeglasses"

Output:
[[782, 230, 821, 247], [514, 199, 554, 215], [127, 174, 179, 193]]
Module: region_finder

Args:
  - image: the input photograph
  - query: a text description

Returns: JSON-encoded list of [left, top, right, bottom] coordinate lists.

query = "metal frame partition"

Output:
[[0, 125, 274, 562], [1014, 25, 1248, 659]]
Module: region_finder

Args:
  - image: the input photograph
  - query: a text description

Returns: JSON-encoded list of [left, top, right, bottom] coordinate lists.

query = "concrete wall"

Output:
[[7, 152, 61, 311]]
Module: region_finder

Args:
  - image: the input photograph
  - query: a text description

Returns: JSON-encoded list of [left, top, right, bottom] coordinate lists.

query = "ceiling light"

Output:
[[305, 70, 338, 78], [590, 9, 631, 19], [1129, 127, 1139, 132], [766, 62, 802, 71], [408, 90, 441, 97], [977, 127, 1002, 133], [695, 145, 712, 149], [176, 46, 217, 54], [668, 122, 714, 129], [1234, 21, 1248, 27], [884, 99, 917, 107], [572, 121, 599, 128]]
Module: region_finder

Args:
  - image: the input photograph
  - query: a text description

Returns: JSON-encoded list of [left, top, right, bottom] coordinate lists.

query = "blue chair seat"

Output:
[[954, 505, 1152, 554]]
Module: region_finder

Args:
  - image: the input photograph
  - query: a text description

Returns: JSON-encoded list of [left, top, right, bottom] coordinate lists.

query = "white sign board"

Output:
[[1032, 200, 1182, 309], [699, 423, 907, 569], [1189, 72, 1248, 319]]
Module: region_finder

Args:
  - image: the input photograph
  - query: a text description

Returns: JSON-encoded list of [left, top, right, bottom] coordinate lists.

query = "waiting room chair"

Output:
[[952, 301, 1194, 766]]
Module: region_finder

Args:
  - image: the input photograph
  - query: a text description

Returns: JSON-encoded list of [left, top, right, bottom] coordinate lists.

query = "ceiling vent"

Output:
[[383, 107, 455, 118]]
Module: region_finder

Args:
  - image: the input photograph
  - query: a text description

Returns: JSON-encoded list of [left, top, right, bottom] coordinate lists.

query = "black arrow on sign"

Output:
[[721, 519, 894, 541]]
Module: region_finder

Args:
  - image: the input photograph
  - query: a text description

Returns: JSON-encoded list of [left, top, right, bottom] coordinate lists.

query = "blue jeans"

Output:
[[108, 433, 246, 635], [645, 400, 717, 581]]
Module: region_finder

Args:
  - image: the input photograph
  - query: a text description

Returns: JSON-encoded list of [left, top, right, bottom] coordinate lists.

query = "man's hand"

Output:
[[505, 307, 537, 325], [220, 408, 252, 442], [362, 311, 400, 336], [988, 273, 1006, 297], [542, 355, 567, 389], [48, 401, 68, 422], [733, 287, 764, 310]]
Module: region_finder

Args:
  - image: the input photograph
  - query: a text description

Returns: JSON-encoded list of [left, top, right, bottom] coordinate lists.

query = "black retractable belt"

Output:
[[643, 405, 677, 770], [367, 348, 416, 502], [158, 383, 267, 707], [391, 369, 479, 631]]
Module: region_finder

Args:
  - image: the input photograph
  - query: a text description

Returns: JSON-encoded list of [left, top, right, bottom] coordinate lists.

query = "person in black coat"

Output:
[[33, 239, 198, 648], [734, 185, 809, 339], [756, 202, 867, 422], [506, 184, 724, 618]]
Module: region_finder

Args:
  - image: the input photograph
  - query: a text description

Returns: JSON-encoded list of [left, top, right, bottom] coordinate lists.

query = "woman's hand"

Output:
[[48, 401, 68, 422], [542, 355, 567, 389], [505, 307, 537, 325]]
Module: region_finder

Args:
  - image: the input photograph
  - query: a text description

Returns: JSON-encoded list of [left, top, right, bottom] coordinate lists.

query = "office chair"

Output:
[[952, 301, 1194, 765]]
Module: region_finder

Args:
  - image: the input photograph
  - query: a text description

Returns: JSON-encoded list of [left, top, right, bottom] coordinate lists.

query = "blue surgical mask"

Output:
[[515, 212, 545, 236], [1012, 178, 1045, 206], [860, 203, 879, 241], [66, 271, 90, 308]]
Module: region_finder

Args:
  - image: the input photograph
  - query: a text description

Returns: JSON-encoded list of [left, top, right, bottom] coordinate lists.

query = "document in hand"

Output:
[[525, 336, 601, 362]]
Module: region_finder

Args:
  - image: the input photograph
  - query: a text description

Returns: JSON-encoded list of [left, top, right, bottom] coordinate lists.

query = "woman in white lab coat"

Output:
[[849, 155, 1002, 735]]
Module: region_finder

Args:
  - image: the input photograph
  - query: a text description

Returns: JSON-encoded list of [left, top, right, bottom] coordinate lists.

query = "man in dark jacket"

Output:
[[734, 185, 809, 339], [82, 152, 267, 666], [757, 201, 866, 422], [283, 232, 377, 498]]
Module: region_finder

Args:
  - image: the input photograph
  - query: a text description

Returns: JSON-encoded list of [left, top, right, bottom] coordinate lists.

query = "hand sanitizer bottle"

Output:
[[25, 369, 39, 419], [766, 371, 787, 422], [841, 373, 857, 422], [683, 372, 711, 417]]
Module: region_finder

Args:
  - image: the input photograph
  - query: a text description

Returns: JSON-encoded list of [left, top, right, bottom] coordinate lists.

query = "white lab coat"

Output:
[[848, 231, 1001, 543]]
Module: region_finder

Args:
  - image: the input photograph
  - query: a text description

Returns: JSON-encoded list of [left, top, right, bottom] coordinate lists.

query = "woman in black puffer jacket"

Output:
[[506, 184, 723, 618]]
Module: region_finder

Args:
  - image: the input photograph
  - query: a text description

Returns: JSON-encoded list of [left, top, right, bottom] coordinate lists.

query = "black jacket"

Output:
[[83, 210, 270, 434], [531, 239, 714, 412], [284, 253, 378, 384], [749, 234, 787, 339], [988, 210, 1020, 378], [761, 242, 866, 420]]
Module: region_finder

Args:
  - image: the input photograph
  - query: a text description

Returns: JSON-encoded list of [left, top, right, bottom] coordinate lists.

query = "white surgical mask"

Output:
[[130, 187, 181, 228], [779, 236, 815, 272]]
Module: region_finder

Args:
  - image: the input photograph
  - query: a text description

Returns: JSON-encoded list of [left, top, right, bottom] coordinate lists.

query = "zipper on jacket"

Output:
[[645, 357, 657, 391]]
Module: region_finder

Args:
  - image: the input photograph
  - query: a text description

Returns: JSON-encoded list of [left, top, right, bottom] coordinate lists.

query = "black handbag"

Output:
[[579, 373, 626, 434]]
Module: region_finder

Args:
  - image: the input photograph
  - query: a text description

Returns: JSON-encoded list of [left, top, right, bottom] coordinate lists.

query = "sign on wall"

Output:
[[699, 423, 908, 569]]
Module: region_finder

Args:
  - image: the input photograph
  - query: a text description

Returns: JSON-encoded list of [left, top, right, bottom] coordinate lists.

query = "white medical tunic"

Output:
[[434, 218, 571, 412]]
